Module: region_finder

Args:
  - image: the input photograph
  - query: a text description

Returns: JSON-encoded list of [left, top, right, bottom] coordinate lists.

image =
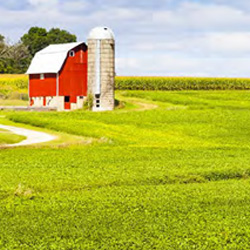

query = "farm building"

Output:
[[26, 27, 115, 111]]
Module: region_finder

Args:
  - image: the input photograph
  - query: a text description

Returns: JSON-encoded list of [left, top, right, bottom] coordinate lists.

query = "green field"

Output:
[[0, 128, 26, 145], [0, 99, 28, 106], [1, 90, 250, 249]]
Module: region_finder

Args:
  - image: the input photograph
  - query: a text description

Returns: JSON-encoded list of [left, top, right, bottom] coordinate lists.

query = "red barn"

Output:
[[27, 42, 88, 111]]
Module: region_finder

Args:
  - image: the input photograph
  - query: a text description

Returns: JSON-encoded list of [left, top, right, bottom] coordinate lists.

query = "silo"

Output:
[[87, 27, 115, 111]]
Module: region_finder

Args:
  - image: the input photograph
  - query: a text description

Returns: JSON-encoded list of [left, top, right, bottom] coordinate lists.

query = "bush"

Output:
[[83, 93, 94, 110], [115, 76, 250, 91]]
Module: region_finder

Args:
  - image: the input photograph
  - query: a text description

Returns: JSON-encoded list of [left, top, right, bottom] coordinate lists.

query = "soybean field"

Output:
[[0, 90, 250, 249]]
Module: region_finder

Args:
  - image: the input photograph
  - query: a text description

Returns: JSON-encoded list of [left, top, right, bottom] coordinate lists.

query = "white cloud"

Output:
[[205, 32, 250, 53], [28, 0, 59, 9], [131, 32, 250, 57], [116, 54, 250, 77], [1, 0, 250, 76], [60, 0, 90, 13], [153, 2, 250, 31]]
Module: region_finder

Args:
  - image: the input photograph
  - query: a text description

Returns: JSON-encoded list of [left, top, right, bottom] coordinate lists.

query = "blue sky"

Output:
[[1, 0, 250, 77]]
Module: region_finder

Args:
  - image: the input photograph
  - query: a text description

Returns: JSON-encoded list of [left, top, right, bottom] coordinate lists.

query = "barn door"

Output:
[[64, 96, 71, 110], [43, 97, 46, 106]]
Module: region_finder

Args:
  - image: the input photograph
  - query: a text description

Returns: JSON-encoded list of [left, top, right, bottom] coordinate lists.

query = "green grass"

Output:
[[0, 99, 28, 106], [0, 128, 26, 145], [1, 90, 250, 249]]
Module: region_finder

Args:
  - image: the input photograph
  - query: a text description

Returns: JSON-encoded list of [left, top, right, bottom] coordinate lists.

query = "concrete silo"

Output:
[[87, 27, 115, 111]]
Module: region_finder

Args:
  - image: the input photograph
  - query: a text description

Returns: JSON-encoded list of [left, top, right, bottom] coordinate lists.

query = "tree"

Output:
[[21, 27, 48, 57], [8, 43, 31, 73], [0, 33, 31, 74], [0, 35, 10, 73], [47, 28, 77, 45], [0, 34, 4, 43], [0, 27, 77, 74], [0, 45, 9, 62], [0, 34, 7, 60], [21, 27, 77, 57]]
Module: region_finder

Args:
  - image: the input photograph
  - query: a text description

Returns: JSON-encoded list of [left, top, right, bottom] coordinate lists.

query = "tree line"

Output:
[[0, 27, 77, 74]]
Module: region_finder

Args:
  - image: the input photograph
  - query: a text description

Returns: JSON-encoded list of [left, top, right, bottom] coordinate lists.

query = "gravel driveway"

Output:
[[0, 124, 56, 147]]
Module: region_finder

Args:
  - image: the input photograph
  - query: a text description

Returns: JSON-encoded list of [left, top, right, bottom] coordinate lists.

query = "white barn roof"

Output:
[[26, 42, 85, 74]]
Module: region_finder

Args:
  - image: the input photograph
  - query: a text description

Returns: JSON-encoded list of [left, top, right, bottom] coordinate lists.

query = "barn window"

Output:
[[65, 96, 70, 103], [95, 94, 100, 108], [40, 73, 45, 80], [69, 50, 75, 57]]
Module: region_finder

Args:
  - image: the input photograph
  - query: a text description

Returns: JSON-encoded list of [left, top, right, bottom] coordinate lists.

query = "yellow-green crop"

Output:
[[0, 90, 250, 249], [0, 74, 28, 97]]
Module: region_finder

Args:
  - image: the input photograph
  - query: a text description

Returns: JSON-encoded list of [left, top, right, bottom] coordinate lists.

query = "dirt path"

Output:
[[0, 124, 56, 147], [133, 101, 158, 111]]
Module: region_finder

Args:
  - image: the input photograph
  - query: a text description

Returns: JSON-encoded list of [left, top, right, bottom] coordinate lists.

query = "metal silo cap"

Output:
[[88, 27, 115, 40]]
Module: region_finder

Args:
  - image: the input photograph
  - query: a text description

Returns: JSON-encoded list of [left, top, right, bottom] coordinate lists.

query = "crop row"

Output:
[[2, 75, 250, 94], [115, 76, 250, 90]]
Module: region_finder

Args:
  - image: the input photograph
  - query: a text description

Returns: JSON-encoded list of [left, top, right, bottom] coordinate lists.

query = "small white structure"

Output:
[[87, 27, 115, 111]]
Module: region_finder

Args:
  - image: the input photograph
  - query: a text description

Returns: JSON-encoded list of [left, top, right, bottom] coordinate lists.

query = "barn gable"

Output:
[[26, 42, 85, 74]]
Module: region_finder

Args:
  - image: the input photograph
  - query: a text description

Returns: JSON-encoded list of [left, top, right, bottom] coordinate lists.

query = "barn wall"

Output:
[[29, 73, 57, 97], [59, 44, 88, 100], [70, 96, 85, 110]]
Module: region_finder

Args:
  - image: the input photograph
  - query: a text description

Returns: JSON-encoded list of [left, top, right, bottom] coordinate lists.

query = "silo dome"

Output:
[[88, 27, 115, 40]]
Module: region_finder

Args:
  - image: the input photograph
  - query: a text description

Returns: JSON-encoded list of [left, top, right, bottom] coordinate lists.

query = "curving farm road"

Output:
[[0, 124, 56, 147]]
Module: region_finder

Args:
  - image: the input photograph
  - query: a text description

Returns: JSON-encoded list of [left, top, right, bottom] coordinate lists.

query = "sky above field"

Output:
[[1, 0, 250, 77]]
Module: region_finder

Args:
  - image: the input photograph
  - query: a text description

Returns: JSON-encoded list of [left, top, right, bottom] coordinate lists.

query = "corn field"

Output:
[[115, 76, 250, 90], [1, 75, 250, 99]]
